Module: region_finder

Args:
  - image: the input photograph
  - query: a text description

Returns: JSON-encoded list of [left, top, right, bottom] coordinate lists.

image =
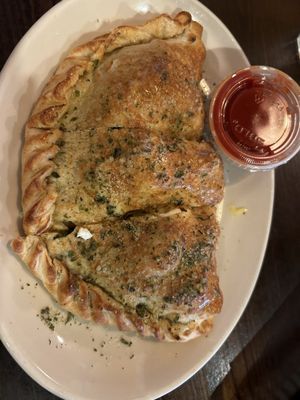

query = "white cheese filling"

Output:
[[77, 227, 93, 240]]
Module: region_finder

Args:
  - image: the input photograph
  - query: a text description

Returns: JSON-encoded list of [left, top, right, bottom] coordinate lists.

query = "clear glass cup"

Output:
[[209, 66, 300, 171]]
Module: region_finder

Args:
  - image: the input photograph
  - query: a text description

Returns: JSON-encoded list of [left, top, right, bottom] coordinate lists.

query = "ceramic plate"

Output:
[[0, 0, 274, 399]]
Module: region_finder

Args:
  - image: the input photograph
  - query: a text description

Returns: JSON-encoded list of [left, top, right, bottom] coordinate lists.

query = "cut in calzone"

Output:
[[12, 12, 224, 341]]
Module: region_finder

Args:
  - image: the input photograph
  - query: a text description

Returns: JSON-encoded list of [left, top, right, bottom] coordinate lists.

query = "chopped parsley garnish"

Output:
[[92, 59, 99, 69], [174, 116, 183, 131], [173, 198, 184, 206], [120, 337, 132, 347], [166, 143, 178, 152], [106, 204, 116, 215], [156, 172, 167, 180], [85, 169, 96, 181], [107, 126, 123, 132], [160, 71, 169, 81], [95, 157, 105, 164], [174, 169, 185, 178], [158, 144, 165, 153], [40, 307, 55, 331], [65, 312, 74, 325], [55, 139, 65, 147], [124, 223, 136, 233], [94, 194, 107, 204], [136, 303, 148, 318], [113, 147, 122, 159], [67, 250, 76, 261], [173, 314, 180, 323]]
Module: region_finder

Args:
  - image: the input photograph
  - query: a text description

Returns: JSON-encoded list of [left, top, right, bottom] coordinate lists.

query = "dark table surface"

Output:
[[1, 1, 300, 399]]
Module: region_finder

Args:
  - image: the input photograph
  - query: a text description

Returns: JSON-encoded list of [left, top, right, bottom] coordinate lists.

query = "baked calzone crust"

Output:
[[12, 208, 222, 341], [45, 127, 222, 231], [22, 11, 206, 235], [12, 12, 224, 341]]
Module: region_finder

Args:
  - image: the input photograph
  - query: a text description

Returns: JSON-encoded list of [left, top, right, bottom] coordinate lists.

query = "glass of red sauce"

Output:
[[209, 66, 300, 170]]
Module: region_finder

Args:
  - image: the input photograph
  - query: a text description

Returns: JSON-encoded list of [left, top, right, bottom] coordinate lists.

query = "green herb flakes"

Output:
[[65, 312, 74, 325], [160, 71, 169, 81], [120, 337, 132, 347], [106, 204, 116, 215], [136, 303, 148, 318], [94, 194, 107, 204], [92, 59, 99, 70], [113, 147, 122, 159], [39, 306, 55, 331], [174, 169, 185, 179], [173, 198, 184, 206], [51, 171, 60, 178], [55, 139, 65, 147]]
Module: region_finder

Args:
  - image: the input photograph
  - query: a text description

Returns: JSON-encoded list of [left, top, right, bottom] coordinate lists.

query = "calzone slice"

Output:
[[12, 209, 222, 342], [24, 127, 223, 232]]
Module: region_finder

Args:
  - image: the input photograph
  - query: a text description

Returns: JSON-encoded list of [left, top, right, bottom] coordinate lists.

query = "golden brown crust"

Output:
[[47, 128, 223, 230], [27, 12, 204, 129], [22, 127, 61, 234], [22, 12, 205, 235], [11, 236, 135, 329], [11, 236, 213, 341], [13, 12, 223, 341], [12, 209, 222, 341]]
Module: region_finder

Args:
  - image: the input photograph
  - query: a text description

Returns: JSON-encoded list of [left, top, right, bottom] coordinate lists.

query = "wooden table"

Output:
[[1, 1, 299, 399]]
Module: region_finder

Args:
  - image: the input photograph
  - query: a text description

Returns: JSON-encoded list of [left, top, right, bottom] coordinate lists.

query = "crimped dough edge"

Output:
[[12, 12, 221, 342]]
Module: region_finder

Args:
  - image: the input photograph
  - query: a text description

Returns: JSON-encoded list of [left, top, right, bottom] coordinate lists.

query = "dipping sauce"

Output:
[[209, 66, 300, 170]]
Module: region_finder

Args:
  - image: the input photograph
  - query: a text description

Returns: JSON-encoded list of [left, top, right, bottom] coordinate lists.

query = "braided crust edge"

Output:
[[28, 12, 203, 129], [15, 12, 215, 342], [11, 235, 214, 342]]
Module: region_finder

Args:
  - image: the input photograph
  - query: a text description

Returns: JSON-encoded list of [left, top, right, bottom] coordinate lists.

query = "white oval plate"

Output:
[[0, 0, 274, 399]]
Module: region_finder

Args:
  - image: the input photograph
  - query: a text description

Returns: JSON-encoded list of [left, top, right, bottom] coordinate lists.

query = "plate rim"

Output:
[[0, 0, 275, 399]]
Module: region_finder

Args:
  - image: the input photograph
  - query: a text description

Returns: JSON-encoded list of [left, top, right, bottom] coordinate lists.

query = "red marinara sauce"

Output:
[[209, 66, 300, 170]]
